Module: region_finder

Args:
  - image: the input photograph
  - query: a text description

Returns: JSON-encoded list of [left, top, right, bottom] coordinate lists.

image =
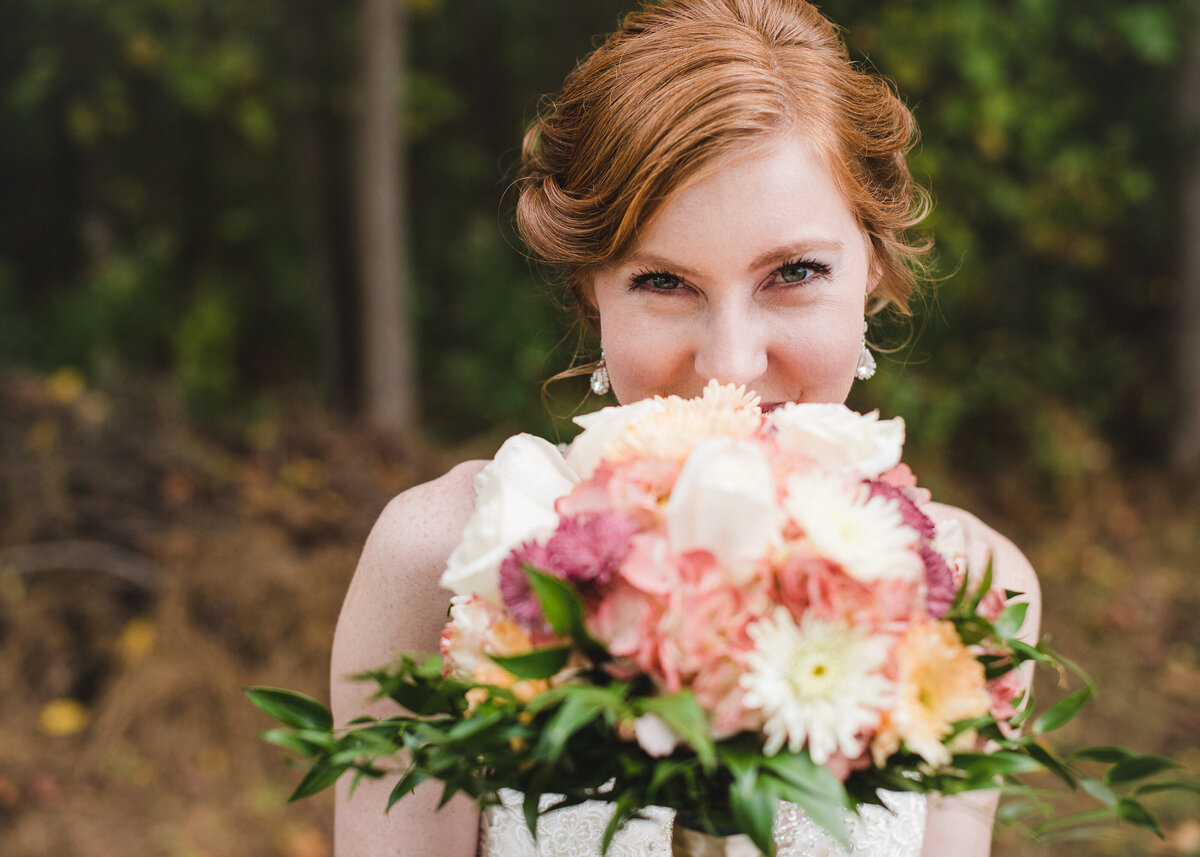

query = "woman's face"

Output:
[[592, 134, 877, 410]]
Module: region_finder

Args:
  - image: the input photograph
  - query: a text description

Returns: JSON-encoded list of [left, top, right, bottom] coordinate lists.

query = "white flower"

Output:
[[930, 517, 967, 579], [666, 438, 782, 580], [783, 472, 923, 583], [741, 608, 894, 764], [440, 434, 579, 601], [633, 713, 680, 758], [769, 403, 904, 479], [567, 381, 762, 478], [566, 398, 662, 479]]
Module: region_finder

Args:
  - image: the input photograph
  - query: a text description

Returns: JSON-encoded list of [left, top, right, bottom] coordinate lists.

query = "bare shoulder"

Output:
[[925, 501, 1042, 643], [331, 459, 488, 720]]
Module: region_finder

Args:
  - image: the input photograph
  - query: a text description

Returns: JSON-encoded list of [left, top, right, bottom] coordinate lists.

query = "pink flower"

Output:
[[987, 668, 1024, 729], [922, 544, 956, 619], [866, 479, 956, 618], [692, 657, 760, 738], [651, 552, 769, 697], [619, 533, 679, 596], [978, 588, 1007, 623], [877, 463, 932, 505], [866, 480, 935, 542], [557, 458, 680, 527], [776, 551, 923, 629], [499, 512, 640, 630], [499, 540, 557, 630], [588, 579, 664, 665]]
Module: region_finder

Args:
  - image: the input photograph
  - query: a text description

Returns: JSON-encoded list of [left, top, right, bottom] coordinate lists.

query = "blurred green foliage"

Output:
[[0, 0, 1194, 469]]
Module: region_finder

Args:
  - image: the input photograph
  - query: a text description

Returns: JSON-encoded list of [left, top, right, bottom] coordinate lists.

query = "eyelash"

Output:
[[627, 257, 832, 294]]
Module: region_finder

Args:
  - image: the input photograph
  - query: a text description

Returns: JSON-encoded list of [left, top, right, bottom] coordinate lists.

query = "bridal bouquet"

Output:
[[248, 383, 1192, 854]]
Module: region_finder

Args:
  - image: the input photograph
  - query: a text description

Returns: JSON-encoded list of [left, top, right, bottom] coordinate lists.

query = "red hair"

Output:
[[517, 0, 930, 328]]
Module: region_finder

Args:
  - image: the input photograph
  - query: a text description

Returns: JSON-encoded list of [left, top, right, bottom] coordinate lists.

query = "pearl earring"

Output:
[[856, 321, 877, 381], [590, 354, 611, 395]]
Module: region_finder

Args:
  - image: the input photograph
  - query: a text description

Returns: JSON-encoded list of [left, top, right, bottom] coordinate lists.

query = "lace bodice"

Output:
[[478, 789, 925, 857]]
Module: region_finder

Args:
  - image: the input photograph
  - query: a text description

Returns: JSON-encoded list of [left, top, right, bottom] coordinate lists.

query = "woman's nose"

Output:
[[692, 304, 769, 388]]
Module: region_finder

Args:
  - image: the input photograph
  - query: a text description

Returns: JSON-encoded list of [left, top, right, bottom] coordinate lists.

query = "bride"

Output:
[[330, 0, 1042, 855]]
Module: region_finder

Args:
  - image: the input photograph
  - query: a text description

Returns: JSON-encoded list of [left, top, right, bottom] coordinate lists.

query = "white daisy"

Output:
[[741, 608, 894, 764], [783, 471, 923, 583]]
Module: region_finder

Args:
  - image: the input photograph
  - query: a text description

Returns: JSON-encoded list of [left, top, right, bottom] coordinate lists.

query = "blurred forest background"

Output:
[[2, 0, 1199, 855]]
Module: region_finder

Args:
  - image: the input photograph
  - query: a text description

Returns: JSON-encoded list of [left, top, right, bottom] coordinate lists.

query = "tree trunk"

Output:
[[288, 0, 360, 411], [1174, 25, 1200, 473], [357, 0, 416, 434]]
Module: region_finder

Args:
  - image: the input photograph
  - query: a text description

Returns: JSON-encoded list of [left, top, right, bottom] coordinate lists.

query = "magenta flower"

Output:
[[499, 513, 639, 630], [499, 541, 557, 629], [921, 543, 956, 619], [866, 479, 954, 617], [548, 512, 640, 588]]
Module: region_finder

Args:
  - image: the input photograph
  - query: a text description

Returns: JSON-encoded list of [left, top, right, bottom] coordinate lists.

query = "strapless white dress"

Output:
[[478, 789, 925, 857]]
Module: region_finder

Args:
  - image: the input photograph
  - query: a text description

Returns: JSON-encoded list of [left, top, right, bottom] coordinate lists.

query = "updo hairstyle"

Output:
[[517, 0, 930, 329]]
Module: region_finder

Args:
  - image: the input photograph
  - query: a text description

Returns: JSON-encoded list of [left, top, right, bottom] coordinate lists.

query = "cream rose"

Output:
[[665, 438, 782, 581], [769, 403, 904, 479], [439, 434, 579, 601], [565, 398, 662, 479]]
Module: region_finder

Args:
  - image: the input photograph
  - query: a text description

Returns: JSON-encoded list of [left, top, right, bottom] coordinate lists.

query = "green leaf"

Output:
[[443, 709, 506, 743], [490, 646, 571, 680], [1115, 798, 1163, 837], [728, 766, 776, 857], [761, 749, 847, 804], [1132, 779, 1200, 797], [245, 687, 333, 731], [1032, 685, 1093, 735], [260, 728, 331, 757], [1105, 754, 1181, 786], [526, 567, 585, 638], [637, 693, 716, 770], [770, 777, 850, 848], [522, 788, 541, 840], [993, 601, 1029, 639], [1024, 741, 1077, 789], [1073, 746, 1134, 765], [289, 763, 347, 800], [1032, 807, 1118, 837], [600, 790, 638, 857], [970, 557, 995, 612], [1079, 776, 1117, 807], [388, 766, 430, 810], [533, 691, 607, 761], [953, 751, 1045, 778]]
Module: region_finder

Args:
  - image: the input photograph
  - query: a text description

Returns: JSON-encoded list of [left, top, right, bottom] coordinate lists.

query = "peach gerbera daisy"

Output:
[[872, 620, 991, 767]]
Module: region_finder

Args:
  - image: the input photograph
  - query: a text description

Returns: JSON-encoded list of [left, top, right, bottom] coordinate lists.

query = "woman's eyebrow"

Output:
[[750, 240, 844, 269], [618, 239, 846, 276], [618, 252, 700, 277]]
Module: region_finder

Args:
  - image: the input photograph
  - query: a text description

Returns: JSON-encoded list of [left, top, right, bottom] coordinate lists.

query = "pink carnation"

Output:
[[922, 543, 956, 619], [866, 480, 935, 542], [867, 479, 956, 618]]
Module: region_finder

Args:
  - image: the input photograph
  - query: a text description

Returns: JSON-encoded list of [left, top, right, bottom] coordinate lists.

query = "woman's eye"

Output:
[[776, 260, 830, 285], [779, 265, 812, 283], [632, 272, 684, 291]]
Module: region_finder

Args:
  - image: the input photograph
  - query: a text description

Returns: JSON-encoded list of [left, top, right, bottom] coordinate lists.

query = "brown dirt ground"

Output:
[[1, 369, 1197, 857]]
